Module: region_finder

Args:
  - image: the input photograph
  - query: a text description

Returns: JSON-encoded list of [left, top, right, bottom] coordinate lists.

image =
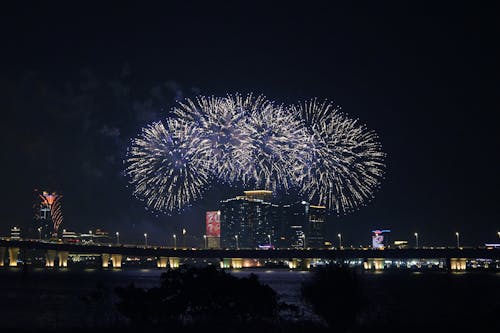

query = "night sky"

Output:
[[0, 2, 496, 246]]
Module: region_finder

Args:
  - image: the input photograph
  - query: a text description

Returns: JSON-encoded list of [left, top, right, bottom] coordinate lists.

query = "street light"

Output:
[[268, 234, 272, 247], [116, 231, 120, 245], [414, 232, 419, 248], [455, 232, 460, 248], [173, 234, 177, 249], [144, 233, 148, 247], [37, 227, 42, 240], [497, 231, 500, 239], [301, 234, 306, 248], [235, 235, 239, 249], [338, 233, 342, 249], [203, 234, 207, 249], [182, 228, 187, 248]]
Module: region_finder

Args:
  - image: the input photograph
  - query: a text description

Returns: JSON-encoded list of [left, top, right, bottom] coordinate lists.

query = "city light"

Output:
[[414, 232, 419, 248], [173, 234, 177, 249], [338, 233, 342, 249], [455, 232, 460, 248], [116, 231, 120, 245], [144, 233, 148, 247], [235, 235, 239, 249], [203, 234, 207, 249]]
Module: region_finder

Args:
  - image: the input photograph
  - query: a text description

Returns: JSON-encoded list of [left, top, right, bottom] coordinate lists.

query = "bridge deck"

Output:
[[1, 239, 499, 260]]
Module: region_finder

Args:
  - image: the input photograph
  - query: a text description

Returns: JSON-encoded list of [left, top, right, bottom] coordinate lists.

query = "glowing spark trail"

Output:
[[38, 192, 63, 235], [126, 120, 212, 212], [291, 99, 386, 214], [237, 95, 309, 191], [126, 94, 386, 214], [173, 95, 251, 183]]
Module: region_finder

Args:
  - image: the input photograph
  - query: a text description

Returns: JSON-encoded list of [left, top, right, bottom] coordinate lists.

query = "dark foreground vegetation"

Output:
[[0, 265, 498, 332]]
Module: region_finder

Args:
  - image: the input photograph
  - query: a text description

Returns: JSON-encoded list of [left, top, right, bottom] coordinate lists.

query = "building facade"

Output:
[[219, 191, 328, 249], [220, 191, 278, 249]]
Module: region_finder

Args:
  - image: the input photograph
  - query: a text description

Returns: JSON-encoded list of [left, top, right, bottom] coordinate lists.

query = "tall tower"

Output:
[[220, 190, 278, 249], [34, 189, 63, 239]]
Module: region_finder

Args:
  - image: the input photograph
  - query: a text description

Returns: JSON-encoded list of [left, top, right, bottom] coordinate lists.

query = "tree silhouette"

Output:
[[301, 266, 366, 330], [115, 265, 279, 327]]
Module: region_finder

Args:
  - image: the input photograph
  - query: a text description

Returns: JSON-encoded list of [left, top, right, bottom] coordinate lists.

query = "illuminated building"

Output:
[[62, 230, 80, 243], [307, 205, 327, 248], [80, 229, 110, 244], [219, 191, 327, 249], [283, 202, 327, 248], [243, 190, 272, 201], [33, 189, 63, 239], [220, 191, 279, 249], [282, 202, 307, 248], [372, 229, 391, 249], [10, 226, 21, 240]]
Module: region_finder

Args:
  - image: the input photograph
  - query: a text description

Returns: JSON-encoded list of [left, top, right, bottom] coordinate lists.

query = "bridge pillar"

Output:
[[220, 258, 233, 269], [102, 253, 110, 268], [373, 258, 385, 270], [169, 257, 180, 269], [231, 258, 243, 269], [449, 258, 466, 271], [364, 258, 385, 270], [157, 256, 168, 268], [288, 258, 299, 269], [8, 247, 20, 267], [0, 247, 5, 267], [46, 249, 57, 267], [58, 251, 69, 267], [300, 258, 312, 270], [111, 254, 122, 268]]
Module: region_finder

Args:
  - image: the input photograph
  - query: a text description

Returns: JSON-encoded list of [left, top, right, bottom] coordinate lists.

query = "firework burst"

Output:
[[173, 95, 251, 183], [126, 119, 212, 212], [236, 95, 310, 191], [126, 94, 385, 214], [291, 99, 386, 214]]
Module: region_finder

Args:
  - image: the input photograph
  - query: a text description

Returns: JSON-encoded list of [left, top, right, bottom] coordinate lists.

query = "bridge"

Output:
[[1, 238, 499, 271]]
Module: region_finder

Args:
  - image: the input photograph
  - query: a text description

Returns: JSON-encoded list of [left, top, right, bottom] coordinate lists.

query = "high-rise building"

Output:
[[10, 226, 21, 240], [33, 189, 63, 239], [220, 191, 278, 249], [282, 201, 308, 248], [282, 201, 327, 248], [219, 191, 328, 249], [307, 205, 327, 248]]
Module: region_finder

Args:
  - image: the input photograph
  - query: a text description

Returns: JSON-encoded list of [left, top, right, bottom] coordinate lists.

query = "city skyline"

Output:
[[0, 3, 496, 247]]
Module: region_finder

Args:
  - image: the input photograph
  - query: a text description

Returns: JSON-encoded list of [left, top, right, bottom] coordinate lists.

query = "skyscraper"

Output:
[[307, 205, 327, 248], [33, 189, 63, 239], [282, 202, 327, 248], [220, 191, 278, 249], [219, 191, 328, 249]]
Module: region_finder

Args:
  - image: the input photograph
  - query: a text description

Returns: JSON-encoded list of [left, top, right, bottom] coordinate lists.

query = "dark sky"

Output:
[[0, 2, 496, 247]]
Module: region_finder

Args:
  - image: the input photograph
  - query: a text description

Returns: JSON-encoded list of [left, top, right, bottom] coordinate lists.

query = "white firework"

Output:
[[235, 95, 310, 191], [292, 99, 386, 214], [173, 95, 251, 183], [126, 119, 212, 212]]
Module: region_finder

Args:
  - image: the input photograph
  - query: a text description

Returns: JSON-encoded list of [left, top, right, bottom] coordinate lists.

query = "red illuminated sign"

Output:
[[206, 211, 221, 237]]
